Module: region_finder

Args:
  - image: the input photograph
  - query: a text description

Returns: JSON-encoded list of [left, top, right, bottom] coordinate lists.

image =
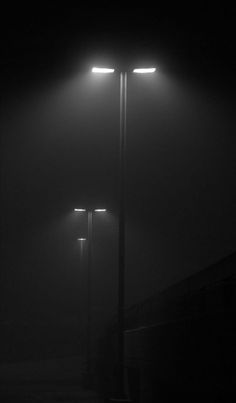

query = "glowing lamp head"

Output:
[[94, 209, 107, 212], [133, 68, 156, 74], [92, 67, 115, 74], [74, 208, 86, 212], [77, 238, 86, 241]]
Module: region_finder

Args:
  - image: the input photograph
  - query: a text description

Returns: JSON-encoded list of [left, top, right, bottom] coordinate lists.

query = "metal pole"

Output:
[[117, 71, 127, 399], [80, 241, 85, 264], [87, 211, 93, 385]]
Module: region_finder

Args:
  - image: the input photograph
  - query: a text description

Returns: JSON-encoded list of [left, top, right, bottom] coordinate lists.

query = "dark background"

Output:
[[0, 4, 235, 330]]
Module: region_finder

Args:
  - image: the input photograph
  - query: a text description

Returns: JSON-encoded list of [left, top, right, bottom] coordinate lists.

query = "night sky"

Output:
[[0, 4, 235, 324]]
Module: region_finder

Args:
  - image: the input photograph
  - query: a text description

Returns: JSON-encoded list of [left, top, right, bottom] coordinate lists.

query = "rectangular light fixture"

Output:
[[77, 238, 86, 241], [94, 209, 107, 212], [92, 67, 115, 73], [74, 208, 86, 212], [133, 68, 156, 74]]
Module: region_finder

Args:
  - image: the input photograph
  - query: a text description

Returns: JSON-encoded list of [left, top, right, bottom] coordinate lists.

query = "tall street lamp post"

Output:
[[92, 66, 156, 400], [74, 208, 107, 385]]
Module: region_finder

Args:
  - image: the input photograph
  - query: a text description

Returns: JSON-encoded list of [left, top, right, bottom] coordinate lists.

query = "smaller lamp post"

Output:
[[74, 208, 107, 385]]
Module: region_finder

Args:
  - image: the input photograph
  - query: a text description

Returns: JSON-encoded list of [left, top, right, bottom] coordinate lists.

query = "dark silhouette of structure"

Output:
[[97, 252, 236, 403]]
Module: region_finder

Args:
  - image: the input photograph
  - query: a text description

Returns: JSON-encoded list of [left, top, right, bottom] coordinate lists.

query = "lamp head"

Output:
[[133, 68, 156, 74], [92, 67, 115, 73]]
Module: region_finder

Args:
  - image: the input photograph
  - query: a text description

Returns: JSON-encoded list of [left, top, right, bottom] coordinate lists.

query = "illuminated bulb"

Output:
[[133, 68, 156, 74], [92, 67, 115, 73]]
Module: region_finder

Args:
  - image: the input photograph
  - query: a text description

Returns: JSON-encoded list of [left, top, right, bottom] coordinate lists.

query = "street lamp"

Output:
[[74, 208, 107, 385], [77, 238, 86, 261], [92, 66, 156, 400]]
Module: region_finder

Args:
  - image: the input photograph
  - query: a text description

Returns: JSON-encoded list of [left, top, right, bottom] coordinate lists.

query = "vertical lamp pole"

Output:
[[87, 210, 93, 383], [118, 71, 127, 399], [92, 66, 156, 400], [77, 237, 87, 358], [74, 208, 107, 386]]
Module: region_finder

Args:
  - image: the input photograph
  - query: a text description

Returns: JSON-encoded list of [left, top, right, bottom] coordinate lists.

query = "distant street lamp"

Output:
[[77, 238, 86, 264], [74, 208, 107, 385], [92, 66, 156, 400]]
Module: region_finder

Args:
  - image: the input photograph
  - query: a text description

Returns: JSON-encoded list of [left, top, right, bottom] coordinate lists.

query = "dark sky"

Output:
[[0, 4, 236, 322]]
